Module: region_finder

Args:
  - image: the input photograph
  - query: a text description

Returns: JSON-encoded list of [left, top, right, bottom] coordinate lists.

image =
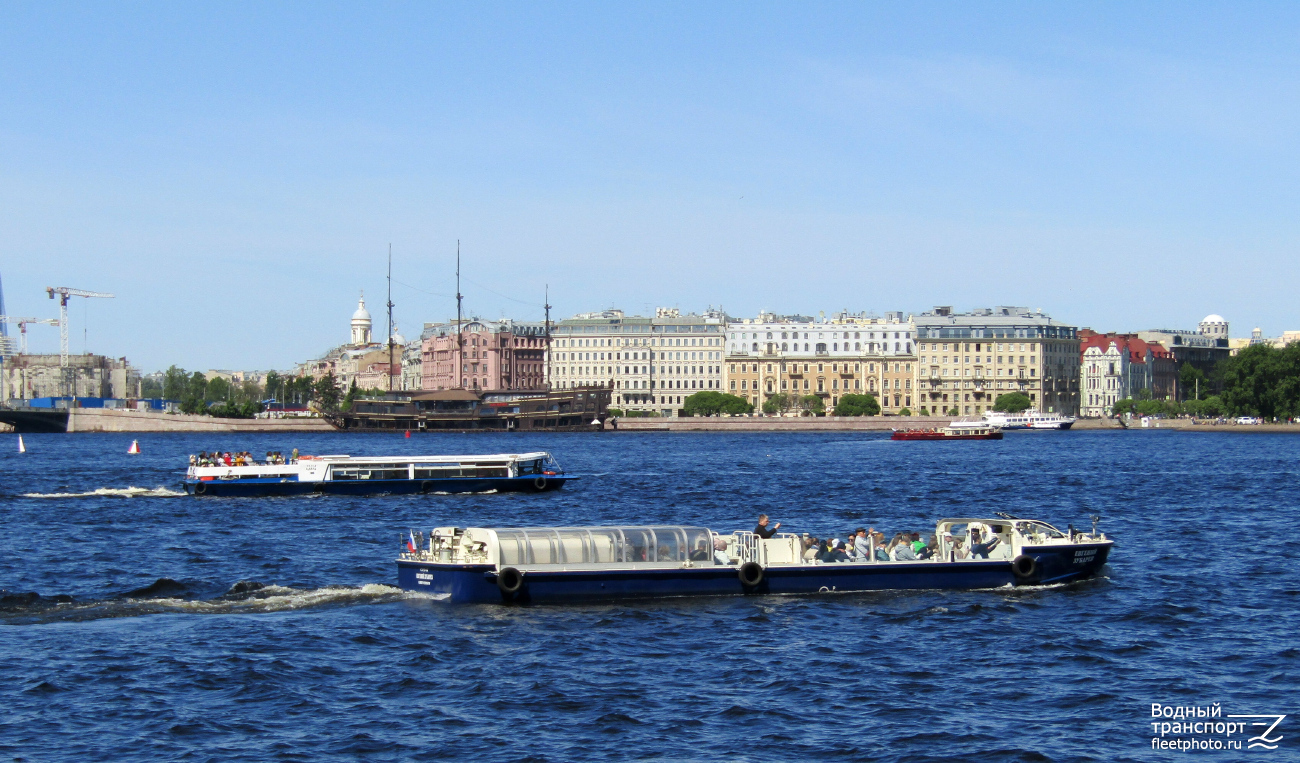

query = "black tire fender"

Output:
[[1012, 554, 1039, 581], [738, 561, 764, 588], [533, 475, 547, 490], [420, 481, 434, 494], [194, 482, 207, 495], [497, 567, 524, 596]]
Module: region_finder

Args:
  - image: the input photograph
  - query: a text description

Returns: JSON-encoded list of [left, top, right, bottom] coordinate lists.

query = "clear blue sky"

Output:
[[3, 3, 1298, 372]]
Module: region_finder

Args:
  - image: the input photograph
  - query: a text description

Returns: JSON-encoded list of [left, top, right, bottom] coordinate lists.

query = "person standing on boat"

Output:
[[968, 527, 1000, 559], [754, 514, 780, 539]]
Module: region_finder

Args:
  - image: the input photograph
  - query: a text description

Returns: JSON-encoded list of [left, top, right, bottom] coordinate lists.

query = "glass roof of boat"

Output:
[[494, 526, 713, 566]]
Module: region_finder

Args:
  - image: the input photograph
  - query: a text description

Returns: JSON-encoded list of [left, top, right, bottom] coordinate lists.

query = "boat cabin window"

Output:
[[516, 459, 545, 475], [411, 465, 509, 479], [1015, 521, 1065, 539], [495, 526, 713, 566], [333, 464, 411, 481]]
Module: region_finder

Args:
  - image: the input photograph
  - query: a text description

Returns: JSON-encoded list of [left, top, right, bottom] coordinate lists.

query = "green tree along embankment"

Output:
[[681, 391, 753, 416], [1217, 343, 1300, 418], [993, 392, 1032, 412], [833, 393, 880, 416]]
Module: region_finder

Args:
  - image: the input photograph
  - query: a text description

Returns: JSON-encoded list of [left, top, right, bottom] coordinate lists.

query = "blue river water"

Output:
[[1, 430, 1296, 762]]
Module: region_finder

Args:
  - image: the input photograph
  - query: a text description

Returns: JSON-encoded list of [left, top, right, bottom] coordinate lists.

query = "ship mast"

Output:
[[544, 284, 552, 391], [455, 240, 463, 390], [386, 244, 394, 393]]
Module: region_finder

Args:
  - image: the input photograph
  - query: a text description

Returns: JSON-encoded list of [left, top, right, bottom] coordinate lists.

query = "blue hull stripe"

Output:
[[185, 476, 572, 497]]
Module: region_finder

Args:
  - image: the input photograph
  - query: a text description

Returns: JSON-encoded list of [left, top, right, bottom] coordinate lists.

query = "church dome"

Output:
[[352, 296, 372, 322], [1201, 314, 1225, 324]]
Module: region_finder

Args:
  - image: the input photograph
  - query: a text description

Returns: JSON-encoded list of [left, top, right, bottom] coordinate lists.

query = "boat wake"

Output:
[[21, 486, 186, 499], [0, 579, 444, 625]]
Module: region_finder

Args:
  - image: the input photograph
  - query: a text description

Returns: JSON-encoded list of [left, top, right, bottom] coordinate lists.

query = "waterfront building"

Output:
[[1077, 331, 1176, 417], [551, 308, 727, 417], [2, 353, 139, 400], [1136, 314, 1232, 394], [301, 294, 387, 386], [1230, 328, 1300, 354], [421, 318, 548, 392], [724, 310, 916, 414], [912, 307, 1080, 416]]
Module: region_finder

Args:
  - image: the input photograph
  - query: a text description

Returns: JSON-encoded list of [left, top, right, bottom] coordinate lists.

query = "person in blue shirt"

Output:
[[968, 527, 1001, 559]]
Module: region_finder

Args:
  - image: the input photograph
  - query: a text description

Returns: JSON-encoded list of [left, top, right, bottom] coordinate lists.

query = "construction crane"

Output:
[[46, 286, 114, 397], [0, 316, 61, 354]]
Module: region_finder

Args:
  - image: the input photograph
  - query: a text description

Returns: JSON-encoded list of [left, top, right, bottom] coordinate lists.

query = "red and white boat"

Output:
[[891, 425, 1003, 441]]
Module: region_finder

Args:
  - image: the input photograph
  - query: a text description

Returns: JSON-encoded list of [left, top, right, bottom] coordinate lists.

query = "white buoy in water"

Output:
[[127, 439, 140, 454], [18, 435, 25, 453]]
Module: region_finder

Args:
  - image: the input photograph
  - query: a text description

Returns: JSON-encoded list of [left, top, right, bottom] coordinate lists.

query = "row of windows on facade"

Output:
[[731, 377, 911, 393], [556, 365, 717, 376], [557, 351, 720, 361], [730, 362, 914, 374], [555, 380, 718, 391], [731, 330, 910, 340], [556, 337, 721, 347], [736, 341, 912, 354]]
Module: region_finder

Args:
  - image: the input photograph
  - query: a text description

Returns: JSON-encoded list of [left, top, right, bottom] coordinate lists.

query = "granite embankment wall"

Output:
[[609, 416, 1300, 433], [611, 416, 951, 432], [66, 408, 336, 433]]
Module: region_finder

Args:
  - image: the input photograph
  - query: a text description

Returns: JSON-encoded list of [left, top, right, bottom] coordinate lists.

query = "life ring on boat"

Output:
[[738, 561, 764, 588], [496, 567, 524, 596], [193, 482, 207, 495], [1011, 554, 1039, 582], [533, 476, 548, 490]]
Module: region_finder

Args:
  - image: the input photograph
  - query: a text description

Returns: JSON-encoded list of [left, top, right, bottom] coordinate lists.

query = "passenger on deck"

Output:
[[892, 534, 919, 561], [713, 537, 733, 565], [689, 540, 710, 562], [291, 447, 299, 463], [828, 541, 850, 562], [873, 531, 891, 561], [968, 528, 1001, 559], [910, 533, 926, 555], [754, 514, 780, 539], [917, 535, 938, 560], [189, 454, 197, 467], [950, 536, 968, 560], [852, 528, 870, 561]]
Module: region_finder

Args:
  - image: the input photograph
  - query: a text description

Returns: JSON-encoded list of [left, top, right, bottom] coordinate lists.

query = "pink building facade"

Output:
[[421, 319, 548, 391]]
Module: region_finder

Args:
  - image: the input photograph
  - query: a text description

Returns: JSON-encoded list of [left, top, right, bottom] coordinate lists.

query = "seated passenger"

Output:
[[802, 536, 819, 561], [689, 540, 710, 562], [910, 533, 926, 555], [828, 541, 850, 563], [892, 536, 919, 561], [873, 532, 891, 561], [917, 535, 938, 560], [968, 528, 1001, 559], [189, 454, 197, 467], [951, 537, 968, 560], [713, 537, 733, 565]]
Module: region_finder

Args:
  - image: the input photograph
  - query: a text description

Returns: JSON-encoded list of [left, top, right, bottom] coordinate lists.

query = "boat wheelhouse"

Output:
[[184, 451, 572, 497], [396, 515, 1112, 603]]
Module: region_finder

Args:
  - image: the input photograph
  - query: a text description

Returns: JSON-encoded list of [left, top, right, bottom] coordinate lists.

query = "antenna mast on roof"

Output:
[[387, 244, 395, 393], [455, 240, 463, 390]]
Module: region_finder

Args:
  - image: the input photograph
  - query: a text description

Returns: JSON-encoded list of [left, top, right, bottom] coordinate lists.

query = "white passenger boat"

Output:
[[184, 451, 572, 497], [954, 410, 1076, 430], [397, 514, 1113, 603]]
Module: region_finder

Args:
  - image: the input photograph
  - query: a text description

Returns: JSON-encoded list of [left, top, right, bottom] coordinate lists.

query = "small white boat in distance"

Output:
[[957, 410, 1076, 431]]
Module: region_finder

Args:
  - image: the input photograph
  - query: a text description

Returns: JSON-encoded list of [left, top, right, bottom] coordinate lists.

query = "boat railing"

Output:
[[732, 531, 758, 564]]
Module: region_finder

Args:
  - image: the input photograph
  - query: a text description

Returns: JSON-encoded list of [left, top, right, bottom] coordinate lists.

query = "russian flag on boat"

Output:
[[406, 531, 418, 553]]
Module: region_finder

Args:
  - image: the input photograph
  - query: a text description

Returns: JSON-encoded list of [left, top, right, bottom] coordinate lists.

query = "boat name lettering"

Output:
[[1073, 548, 1097, 564]]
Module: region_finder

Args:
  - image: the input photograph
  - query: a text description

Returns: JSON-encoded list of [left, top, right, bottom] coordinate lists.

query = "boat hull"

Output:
[[184, 475, 573, 497], [892, 431, 1003, 440], [397, 542, 1110, 603]]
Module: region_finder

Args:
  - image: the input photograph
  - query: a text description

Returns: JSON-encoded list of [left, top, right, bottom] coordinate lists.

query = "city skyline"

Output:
[[4, 4, 1300, 370]]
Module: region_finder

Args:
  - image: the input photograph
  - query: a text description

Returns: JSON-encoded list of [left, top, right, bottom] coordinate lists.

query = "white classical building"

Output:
[[549, 307, 728, 417], [1079, 341, 1126, 418]]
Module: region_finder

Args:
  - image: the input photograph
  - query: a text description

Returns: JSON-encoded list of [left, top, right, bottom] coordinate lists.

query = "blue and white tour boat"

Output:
[[396, 515, 1113, 603], [184, 451, 572, 497]]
